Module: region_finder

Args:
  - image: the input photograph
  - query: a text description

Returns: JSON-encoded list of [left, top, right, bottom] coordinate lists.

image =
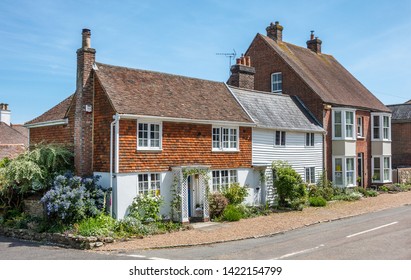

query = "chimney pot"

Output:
[[310, 30, 315, 40], [306, 31, 322, 54], [245, 56, 251, 67], [82, 28, 91, 48], [236, 58, 241, 65]]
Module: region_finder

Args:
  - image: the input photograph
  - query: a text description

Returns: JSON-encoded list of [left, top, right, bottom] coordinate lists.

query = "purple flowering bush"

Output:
[[41, 174, 108, 225]]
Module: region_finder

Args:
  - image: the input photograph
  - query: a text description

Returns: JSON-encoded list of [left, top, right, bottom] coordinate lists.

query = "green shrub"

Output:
[[0, 144, 73, 210], [365, 190, 378, 197], [221, 183, 248, 205], [128, 193, 163, 223], [222, 204, 243, 221], [208, 192, 228, 219], [272, 161, 307, 210], [309, 173, 335, 201], [333, 191, 363, 201], [76, 214, 116, 237], [309, 196, 327, 207], [399, 184, 411, 192]]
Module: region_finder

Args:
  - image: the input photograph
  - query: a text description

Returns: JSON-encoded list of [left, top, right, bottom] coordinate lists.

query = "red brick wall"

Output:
[[356, 110, 371, 187], [391, 122, 411, 168], [93, 78, 116, 172], [29, 107, 74, 150], [118, 120, 252, 173], [246, 36, 324, 124]]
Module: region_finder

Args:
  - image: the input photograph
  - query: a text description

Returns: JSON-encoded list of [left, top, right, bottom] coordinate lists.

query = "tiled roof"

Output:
[[94, 63, 253, 123], [0, 122, 28, 159], [230, 86, 324, 132], [0, 122, 28, 145], [387, 103, 411, 121], [256, 34, 390, 112], [25, 94, 73, 125]]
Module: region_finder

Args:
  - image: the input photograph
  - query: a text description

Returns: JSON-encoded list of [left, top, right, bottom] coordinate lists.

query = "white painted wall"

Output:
[[252, 128, 324, 182]]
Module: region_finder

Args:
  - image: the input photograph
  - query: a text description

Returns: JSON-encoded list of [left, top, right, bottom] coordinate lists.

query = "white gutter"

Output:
[[116, 113, 256, 127], [24, 118, 68, 128]]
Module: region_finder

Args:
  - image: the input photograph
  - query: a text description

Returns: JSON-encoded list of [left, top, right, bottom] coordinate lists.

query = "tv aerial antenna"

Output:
[[216, 49, 237, 76]]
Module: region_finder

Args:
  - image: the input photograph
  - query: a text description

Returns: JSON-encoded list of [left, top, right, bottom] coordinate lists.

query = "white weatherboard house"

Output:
[[230, 86, 325, 204]]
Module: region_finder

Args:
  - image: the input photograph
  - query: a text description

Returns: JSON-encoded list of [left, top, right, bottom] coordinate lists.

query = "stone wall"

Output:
[[393, 168, 411, 184], [0, 226, 114, 249]]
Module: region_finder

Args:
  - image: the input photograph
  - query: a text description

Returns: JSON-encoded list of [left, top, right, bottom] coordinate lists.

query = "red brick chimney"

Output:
[[227, 55, 255, 90], [306, 30, 322, 54], [74, 28, 96, 176], [266, 21, 283, 42]]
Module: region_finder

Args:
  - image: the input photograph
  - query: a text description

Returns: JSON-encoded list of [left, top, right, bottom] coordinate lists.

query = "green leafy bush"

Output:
[[272, 161, 307, 210], [221, 183, 248, 205], [309, 196, 327, 207], [208, 192, 228, 219], [128, 193, 163, 223], [222, 204, 243, 221], [333, 191, 363, 201], [0, 144, 73, 210], [308, 173, 335, 201], [75, 214, 116, 237]]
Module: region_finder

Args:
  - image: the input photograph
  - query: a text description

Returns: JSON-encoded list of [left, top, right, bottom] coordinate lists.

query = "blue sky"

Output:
[[1, 0, 410, 124]]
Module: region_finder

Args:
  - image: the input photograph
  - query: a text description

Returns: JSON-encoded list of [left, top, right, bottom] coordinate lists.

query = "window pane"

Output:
[[334, 111, 342, 138], [346, 158, 354, 186], [275, 131, 281, 146], [230, 128, 237, 148], [272, 73, 282, 92], [346, 112, 353, 138], [311, 133, 314, 146], [357, 117, 363, 136], [281, 131, 286, 146], [212, 171, 220, 192], [373, 116, 380, 139], [212, 128, 220, 149], [334, 158, 343, 186], [229, 170, 238, 183], [221, 170, 229, 188], [222, 128, 229, 148], [373, 157, 381, 181]]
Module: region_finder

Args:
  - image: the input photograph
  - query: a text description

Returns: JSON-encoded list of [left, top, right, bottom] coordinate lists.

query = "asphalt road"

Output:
[[115, 205, 411, 260], [0, 205, 410, 260]]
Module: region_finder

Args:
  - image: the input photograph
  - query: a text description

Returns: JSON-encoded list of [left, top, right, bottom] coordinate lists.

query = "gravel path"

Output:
[[95, 191, 411, 252]]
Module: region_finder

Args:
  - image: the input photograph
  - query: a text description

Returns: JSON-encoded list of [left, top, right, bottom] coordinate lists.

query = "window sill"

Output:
[[212, 149, 239, 153], [357, 136, 365, 140], [137, 148, 162, 152]]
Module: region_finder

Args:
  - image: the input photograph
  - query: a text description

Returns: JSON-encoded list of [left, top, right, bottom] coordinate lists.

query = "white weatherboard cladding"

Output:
[[107, 172, 173, 220], [252, 128, 323, 181]]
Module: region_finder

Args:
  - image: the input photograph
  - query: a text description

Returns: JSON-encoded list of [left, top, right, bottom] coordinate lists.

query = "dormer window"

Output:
[[271, 72, 282, 93]]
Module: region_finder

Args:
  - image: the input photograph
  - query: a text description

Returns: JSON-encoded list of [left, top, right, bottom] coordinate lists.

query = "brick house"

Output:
[[0, 103, 28, 159], [387, 100, 411, 168], [230, 21, 392, 187], [25, 29, 257, 222]]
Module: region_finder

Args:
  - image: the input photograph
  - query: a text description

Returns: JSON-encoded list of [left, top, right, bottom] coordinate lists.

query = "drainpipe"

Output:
[[110, 113, 120, 219]]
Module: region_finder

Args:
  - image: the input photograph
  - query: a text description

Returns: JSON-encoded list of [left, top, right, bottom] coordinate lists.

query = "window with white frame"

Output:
[[384, 157, 391, 182], [383, 116, 390, 140], [372, 115, 380, 140], [138, 173, 161, 195], [212, 126, 238, 151], [137, 122, 162, 150], [212, 169, 238, 192], [373, 157, 381, 181], [333, 157, 356, 187], [305, 167, 315, 184], [372, 114, 391, 140], [271, 72, 282, 93], [346, 158, 355, 186], [305, 133, 315, 147], [334, 158, 343, 186], [275, 131, 286, 146], [332, 109, 356, 140], [372, 156, 391, 182], [357, 116, 363, 137]]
